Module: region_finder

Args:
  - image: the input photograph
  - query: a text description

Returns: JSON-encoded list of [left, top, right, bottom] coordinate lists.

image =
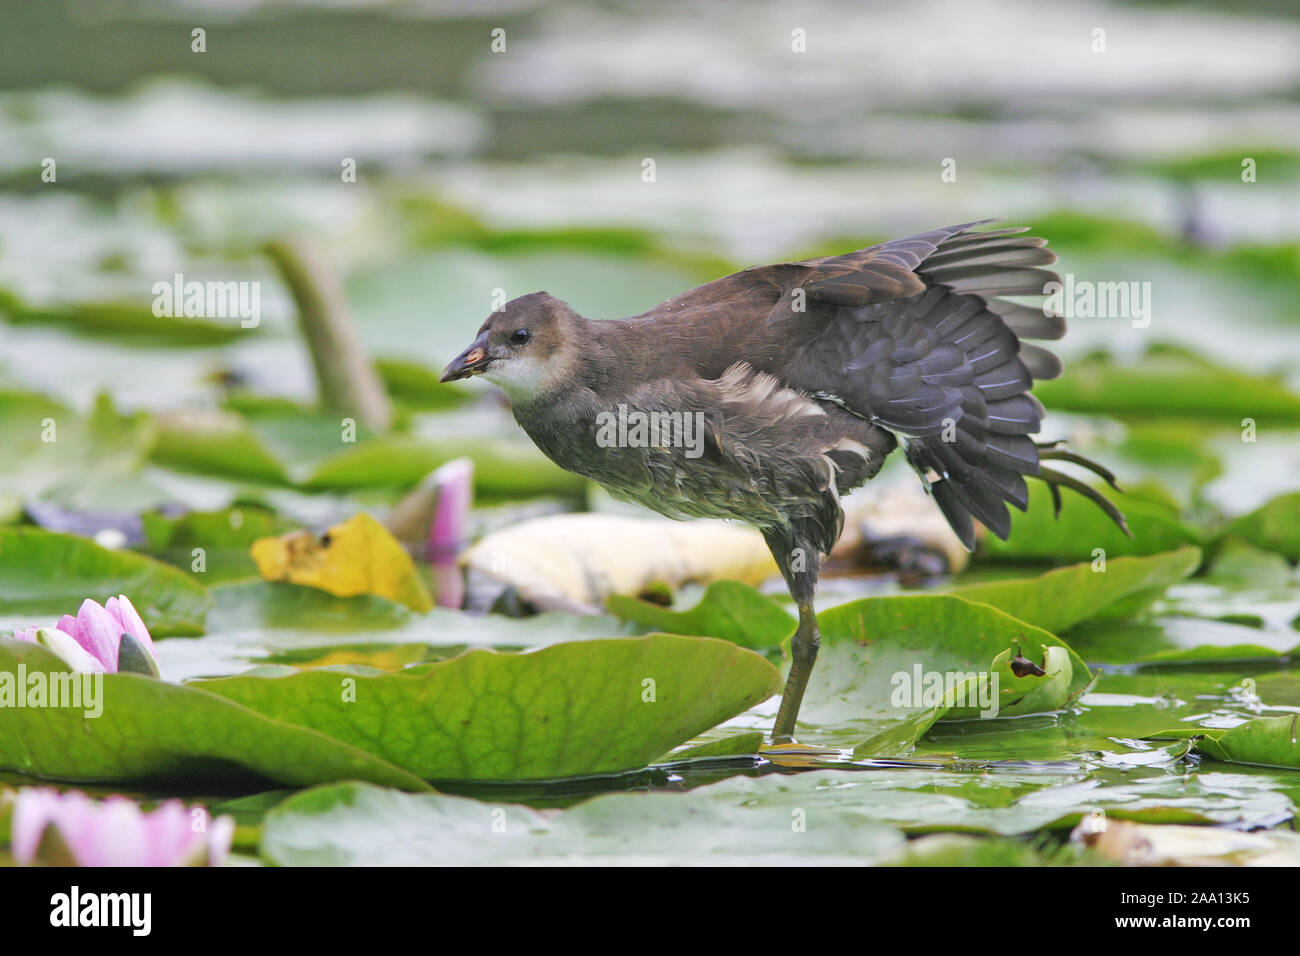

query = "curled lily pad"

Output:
[[796, 595, 1092, 748]]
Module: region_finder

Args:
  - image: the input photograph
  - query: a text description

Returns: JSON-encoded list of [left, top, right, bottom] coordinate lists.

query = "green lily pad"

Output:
[[260, 759, 1291, 864], [0, 527, 212, 636], [299, 434, 586, 500], [260, 778, 905, 866], [194, 634, 782, 780], [796, 595, 1092, 747], [984, 484, 1201, 562], [949, 547, 1202, 633], [1066, 616, 1299, 665], [853, 677, 978, 757], [607, 580, 796, 649], [150, 412, 289, 485], [375, 358, 474, 410], [0, 390, 160, 509], [1189, 715, 1300, 770], [0, 639, 428, 790], [0, 295, 246, 347], [1034, 349, 1300, 421], [1221, 492, 1300, 561], [658, 731, 764, 763], [722, 765, 1289, 834], [141, 506, 300, 583], [1205, 537, 1294, 588]]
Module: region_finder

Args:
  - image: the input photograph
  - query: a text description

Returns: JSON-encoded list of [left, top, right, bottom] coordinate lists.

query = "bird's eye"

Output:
[[510, 328, 531, 345]]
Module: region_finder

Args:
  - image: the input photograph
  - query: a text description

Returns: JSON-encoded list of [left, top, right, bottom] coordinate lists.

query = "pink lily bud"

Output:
[[12, 627, 107, 674], [11, 789, 234, 867], [72, 599, 122, 671], [15, 595, 158, 676], [106, 595, 155, 658], [428, 458, 473, 609]]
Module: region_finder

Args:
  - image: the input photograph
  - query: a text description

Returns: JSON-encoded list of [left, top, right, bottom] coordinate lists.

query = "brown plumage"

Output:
[[441, 220, 1126, 741]]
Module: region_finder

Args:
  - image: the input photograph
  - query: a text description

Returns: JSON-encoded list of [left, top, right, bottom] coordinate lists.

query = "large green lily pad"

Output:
[[195, 633, 782, 780], [259, 761, 1291, 865], [260, 778, 905, 866], [0, 640, 428, 790]]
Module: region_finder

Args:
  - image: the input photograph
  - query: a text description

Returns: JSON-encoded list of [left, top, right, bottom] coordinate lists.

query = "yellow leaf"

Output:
[[250, 513, 434, 612]]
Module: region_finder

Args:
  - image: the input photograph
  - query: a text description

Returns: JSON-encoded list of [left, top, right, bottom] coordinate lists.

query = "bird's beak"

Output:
[[440, 332, 492, 382]]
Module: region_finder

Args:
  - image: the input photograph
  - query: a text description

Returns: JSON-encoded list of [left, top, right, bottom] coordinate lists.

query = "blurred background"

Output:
[[0, 0, 1297, 569]]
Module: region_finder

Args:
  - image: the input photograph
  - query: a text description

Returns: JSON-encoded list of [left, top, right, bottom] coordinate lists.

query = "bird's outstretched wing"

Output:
[[776, 221, 1126, 549]]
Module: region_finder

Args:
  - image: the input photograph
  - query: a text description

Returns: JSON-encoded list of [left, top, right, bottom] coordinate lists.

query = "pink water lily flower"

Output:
[[428, 457, 473, 609], [11, 788, 234, 867], [13, 594, 157, 675]]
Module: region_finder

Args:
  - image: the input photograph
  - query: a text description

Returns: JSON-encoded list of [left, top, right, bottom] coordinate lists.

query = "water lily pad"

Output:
[[708, 767, 1291, 835], [0, 639, 428, 790], [852, 679, 973, 757], [150, 410, 289, 485], [1190, 714, 1300, 770], [299, 433, 585, 499], [796, 595, 1092, 747], [260, 777, 904, 866], [1221, 492, 1300, 561], [0, 295, 246, 347], [608, 580, 795, 649], [141, 506, 299, 583], [658, 730, 764, 763], [195, 633, 782, 780], [375, 358, 474, 410], [984, 484, 1201, 562], [0, 390, 160, 510], [1034, 350, 1300, 421], [1066, 616, 1298, 665], [949, 547, 1202, 633], [0, 527, 212, 636], [260, 761, 1292, 864]]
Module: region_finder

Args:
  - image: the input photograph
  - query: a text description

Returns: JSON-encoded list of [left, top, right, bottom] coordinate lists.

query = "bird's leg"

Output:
[[771, 598, 820, 743], [762, 526, 822, 744]]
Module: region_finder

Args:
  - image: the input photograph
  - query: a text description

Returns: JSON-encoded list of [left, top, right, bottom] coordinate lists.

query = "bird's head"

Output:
[[439, 292, 582, 403]]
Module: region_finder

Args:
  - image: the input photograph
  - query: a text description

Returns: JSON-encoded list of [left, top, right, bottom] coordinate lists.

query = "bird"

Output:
[[440, 220, 1127, 743]]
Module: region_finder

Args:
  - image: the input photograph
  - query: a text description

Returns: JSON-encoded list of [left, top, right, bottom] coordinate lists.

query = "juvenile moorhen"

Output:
[[441, 220, 1126, 742]]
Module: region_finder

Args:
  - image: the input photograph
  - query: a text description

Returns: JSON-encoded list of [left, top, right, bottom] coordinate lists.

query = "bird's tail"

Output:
[[891, 224, 1128, 549]]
